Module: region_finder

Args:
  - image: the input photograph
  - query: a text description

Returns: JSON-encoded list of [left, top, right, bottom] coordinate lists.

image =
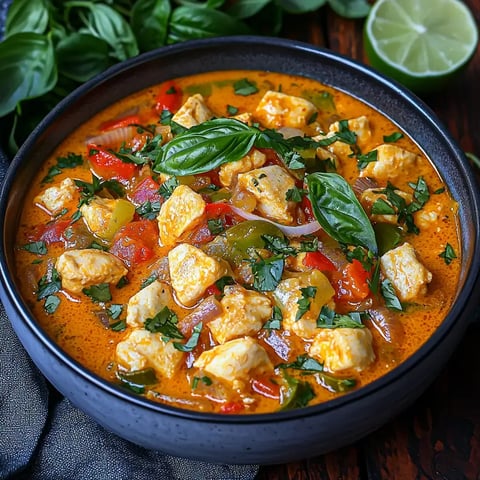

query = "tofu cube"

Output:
[[116, 329, 184, 379], [309, 327, 375, 372], [218, 149, 266, 187], [34, 177, 77, 215], [380, 242, 432, 302], [254, 90, 317, 129], [172, 93, 213, 128], [208, 285, 272, 344], [168, 243, 227, 307], [329, 115, 372, 145], [126, 280, 175, 328], [157, 184, 206, 247], [55, 249, 127, 294], [237, 165, 296, 224], [273, 270, 336, 339], [193, 337, 273, 389], [360, 144, 419, 182]]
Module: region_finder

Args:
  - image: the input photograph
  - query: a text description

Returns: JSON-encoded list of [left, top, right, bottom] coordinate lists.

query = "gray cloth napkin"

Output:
[[0, 2, 259, 478]]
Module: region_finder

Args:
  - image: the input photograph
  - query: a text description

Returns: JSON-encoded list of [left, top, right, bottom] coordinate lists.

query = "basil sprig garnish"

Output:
[[305, 172, 378, 255]]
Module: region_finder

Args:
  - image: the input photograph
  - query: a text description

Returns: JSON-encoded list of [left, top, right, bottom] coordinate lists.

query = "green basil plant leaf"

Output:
[[327, 0, 371, 19], [226, 0, 271, 19], [0, 32, 57, 116], [167, 6, 251, 44], [56, 33, 112, 82], [276, 0, 327, 14], [131, 0, 171, 52], [5, 0, 49, 37], [306, 172, 378, 255]]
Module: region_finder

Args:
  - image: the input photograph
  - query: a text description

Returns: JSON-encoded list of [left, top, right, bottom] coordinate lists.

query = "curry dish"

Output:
[[15, 70, 460, 414]]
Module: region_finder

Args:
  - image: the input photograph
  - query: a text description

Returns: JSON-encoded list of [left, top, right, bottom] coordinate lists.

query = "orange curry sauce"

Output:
[[15, 71, 460, 414]]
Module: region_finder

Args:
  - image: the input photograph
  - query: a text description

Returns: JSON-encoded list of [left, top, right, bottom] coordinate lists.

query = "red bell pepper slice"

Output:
[[154, 81, 183, 114], [87, 144, 137, 181], [335, 259, 371, 302], [99, 114, 141, 132], [29, 220, 71, 245], [303, 251, 336, 272], [251, 377, 281, 400], [219, 401, 245, 414], [130, 176, 161, 205]]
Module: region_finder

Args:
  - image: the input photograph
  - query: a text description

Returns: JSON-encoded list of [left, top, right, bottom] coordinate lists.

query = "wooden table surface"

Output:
[[258, 1, 480, 479]]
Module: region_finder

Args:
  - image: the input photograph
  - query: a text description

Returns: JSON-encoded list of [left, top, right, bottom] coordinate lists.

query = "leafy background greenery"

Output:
[[0, 0, 371, 154]]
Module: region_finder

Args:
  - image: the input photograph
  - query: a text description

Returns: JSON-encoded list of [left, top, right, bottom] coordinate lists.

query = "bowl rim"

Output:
[[1, 35, 479, 425]]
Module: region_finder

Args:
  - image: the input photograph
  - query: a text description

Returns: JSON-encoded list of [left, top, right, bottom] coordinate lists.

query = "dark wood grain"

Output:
[[258, 1, 480, 478]]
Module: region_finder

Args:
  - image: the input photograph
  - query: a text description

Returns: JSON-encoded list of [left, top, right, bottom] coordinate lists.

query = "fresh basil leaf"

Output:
[[144, 306, 183, 339], [408, 176, 430, 211], [56, 33, 112, 82], [167, 6, 251, 44], [371, 198, 396, 215], [381, 279, 403, 311], [263, 305, 283, 329], [21, 241, 47, 255], [192, 375, 213, 389], [327, 0, 370, 18], [118, 367, 157, 393], [226, 0, 271, 19], [249, 255, 284, 292], [234, 78, 259, 96], [0, 32, 57, 116], [306, 172, 378, 254], [373, 222, 402, 256], [131, 0, 171, 51], [136, 200, 161, 220], [158, 176, 179, 199], [439, 243, 457, 265], [383, 131, 404, 143], [5, 0, 49, 37], [154, 118, 259, 175], [83, 283, 112, 303], [44, 294, 60, 314], [285, 186, 307, 202], [276, 0, 327, 14], [357, 149, 377, 170], [174, 322, 202, 352], [79, 4, 139, 60]]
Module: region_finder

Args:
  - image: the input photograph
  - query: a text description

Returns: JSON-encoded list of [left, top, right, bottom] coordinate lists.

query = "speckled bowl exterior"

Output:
[[1, 37, 479, 464]]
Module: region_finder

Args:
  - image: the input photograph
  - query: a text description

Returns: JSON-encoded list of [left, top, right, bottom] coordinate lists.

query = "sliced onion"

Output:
[[230, 205, 321, 237], [178, 295, 222, 336], [86, 126, 138, 148]]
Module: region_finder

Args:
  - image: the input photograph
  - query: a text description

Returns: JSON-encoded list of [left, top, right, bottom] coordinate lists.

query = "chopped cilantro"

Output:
[[136, 200, 161, 220], [37, 268, 61, 300], [83, 283, 112, 303], [227, 105, 239, 115], [44, 295, 60, 314], [439, 243, 457, 265], [207, 218, 225, 235], [158, 177, 179, 200], [21, 241, 47, 255], [383, 132, 404, 143], [173, 322, 203, 352], [233, 78, 258, 96], [144, 306, 183, 340], [107, 304, 123, 320], [316, 305, 366, 328], [285, 186, 307, 202], [249, 254, 284, 292], [263, 305, 283, 330], [381, 279, 403, 311], [295, 286, 317, 320], [261, 234, 297, 256]]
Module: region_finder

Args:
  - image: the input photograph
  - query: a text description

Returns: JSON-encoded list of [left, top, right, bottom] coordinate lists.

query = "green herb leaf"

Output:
[[107, 304, 123, 320], [214, 276, 235, 293], [42, 152, 83, 183], [357, 149, 377, 169], [227, 104, 239, 115], [285, 186, 307, 202], [278, 354, 324, 372], [5, 0, 49, 37], [136, 199, 161, 220], [207, 218, 225, 235], [295, 286, 317, 320], [110, 319, 126, 332], [234, 78, 259, 95], [383, 131, 404, 143], [381, 279, 403, 311], [280, 374, 315, 410], [173, 322, 203, 352], [439, 243, 457, 265], [316, 305, 366, 328], [131, 0, 171, 51], [37, 268, 61, 300], [371, 198, 396, 215], [306, 172, 378, 254], [263, 305, 283, 329], [144, 306, 183, 340], [83, 283, 112, 303], [249, 254, 284, 292], [44, 294, 60, 314], [327, 0, 370, 19], [21, 241, 47, 255], [261, 234, 297, 256]]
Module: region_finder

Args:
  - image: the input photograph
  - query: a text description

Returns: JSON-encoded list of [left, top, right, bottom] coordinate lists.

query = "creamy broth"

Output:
[[15, 70, 460, 414]]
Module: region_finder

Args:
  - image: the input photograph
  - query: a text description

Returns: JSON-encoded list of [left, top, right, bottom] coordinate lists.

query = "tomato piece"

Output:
[[205, 283, 222, 296], [154, 81, 183, 114], [187, 223, 215, 245], [99, 114, 141, 132], [303, 251, 336, 272], [87, 144, 137, 181], [205, 202, 232, 217], [251, 377, 281, 400], [219, 401, 245, 414], [335, 259, 371, 302], [257, 147, 282, 167], [29, 220, 70, 245], [110, 220, 157, 266], [130, 176, 161, 205]]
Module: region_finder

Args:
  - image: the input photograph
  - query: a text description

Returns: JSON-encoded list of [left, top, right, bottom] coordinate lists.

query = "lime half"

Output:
[[364, 0, 479, 93]]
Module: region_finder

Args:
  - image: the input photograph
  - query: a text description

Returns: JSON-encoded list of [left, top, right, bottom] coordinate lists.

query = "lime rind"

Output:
[[366, 0, 479, 78]]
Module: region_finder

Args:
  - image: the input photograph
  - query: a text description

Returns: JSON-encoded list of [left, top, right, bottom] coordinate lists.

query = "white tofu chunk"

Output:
[[273, 270, 336, 339], [380, 242, 432, 302], [254, 90, 317, 129], [218, 149, 266, 187], [329, 115, 372, 145], [126, 280, 175, 328], [208, 285, 272, 344], [34, 177, 77, 214], [237, 165, 296, 224], [193, 337, 273, 389], [116, 329, 184, 379], [360, 188, 413, 224], [168, 243, 227, 307], [55, 249, 127, 294], [309, 328, 375, 372], [157, 184, 206, 247], [360, 144, 419, 182], [172, 93, 213, 128]]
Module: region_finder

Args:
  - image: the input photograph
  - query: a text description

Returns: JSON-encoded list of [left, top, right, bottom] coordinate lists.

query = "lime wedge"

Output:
[[364, 0, 478, 93]]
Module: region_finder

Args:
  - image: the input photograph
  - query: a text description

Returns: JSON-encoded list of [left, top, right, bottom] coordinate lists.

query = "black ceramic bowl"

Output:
[[1, 36, 479, 465]]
